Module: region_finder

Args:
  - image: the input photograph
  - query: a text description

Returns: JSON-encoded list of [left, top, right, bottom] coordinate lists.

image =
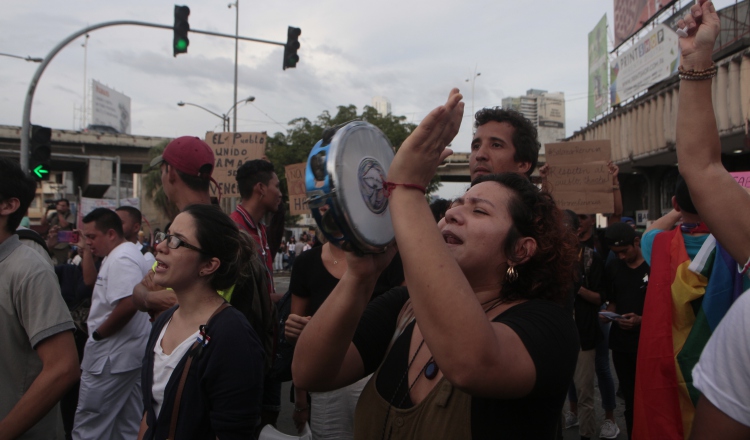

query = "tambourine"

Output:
[[306, 121, 395, 253]]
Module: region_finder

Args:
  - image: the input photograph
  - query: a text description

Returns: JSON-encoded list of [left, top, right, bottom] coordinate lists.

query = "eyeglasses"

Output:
[[154, 232, 207, 254]]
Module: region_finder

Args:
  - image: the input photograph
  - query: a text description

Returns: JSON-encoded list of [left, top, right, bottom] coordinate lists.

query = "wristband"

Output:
[[382, 181, 427, 197], [92, 330, 103, 341], [294, 406, 309, 412]]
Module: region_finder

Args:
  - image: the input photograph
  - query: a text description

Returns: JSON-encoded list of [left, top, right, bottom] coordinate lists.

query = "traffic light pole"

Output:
[[20, 20, 285, 172]]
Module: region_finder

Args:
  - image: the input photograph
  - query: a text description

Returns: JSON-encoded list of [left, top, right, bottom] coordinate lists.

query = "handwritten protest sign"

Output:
[[730, 171, 750, 193], [204, 131, 267, 197], [545, 140, 614, 214], [285, 162, 309, 215]]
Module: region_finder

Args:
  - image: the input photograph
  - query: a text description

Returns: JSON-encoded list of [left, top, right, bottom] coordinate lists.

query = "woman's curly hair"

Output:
[[472, 173, 578, 304]]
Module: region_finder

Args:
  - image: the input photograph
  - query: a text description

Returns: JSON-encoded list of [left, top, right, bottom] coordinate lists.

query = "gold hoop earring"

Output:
[[506, 265, 518, 283]]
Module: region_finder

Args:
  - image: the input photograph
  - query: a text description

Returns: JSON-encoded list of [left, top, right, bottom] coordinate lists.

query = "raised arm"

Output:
[[292, 250, 395, 391], [676, 0, 750, 265], [385, 89, 539, 398]]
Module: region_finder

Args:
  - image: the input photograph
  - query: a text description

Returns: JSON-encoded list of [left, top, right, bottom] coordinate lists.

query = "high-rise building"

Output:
[[371, 96, 391, 117], [502, 89, 565, 155]]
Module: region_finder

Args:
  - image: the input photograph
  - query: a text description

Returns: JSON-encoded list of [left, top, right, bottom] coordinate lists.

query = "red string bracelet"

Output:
[[382, 181, 427, 197]]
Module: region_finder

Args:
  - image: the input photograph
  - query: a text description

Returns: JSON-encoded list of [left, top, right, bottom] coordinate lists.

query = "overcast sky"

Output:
[[1, 0, 733, 198]]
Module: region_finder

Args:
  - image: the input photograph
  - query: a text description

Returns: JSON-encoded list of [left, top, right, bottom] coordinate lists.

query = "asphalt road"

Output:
[[270, 272, 629, 439]]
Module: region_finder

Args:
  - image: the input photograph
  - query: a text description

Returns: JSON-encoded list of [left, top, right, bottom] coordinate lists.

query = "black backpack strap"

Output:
[[15, 228, 51, 255]]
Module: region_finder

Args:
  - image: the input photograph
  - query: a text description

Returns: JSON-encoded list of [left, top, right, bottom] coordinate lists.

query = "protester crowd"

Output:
[[2, 2, 749, 439]]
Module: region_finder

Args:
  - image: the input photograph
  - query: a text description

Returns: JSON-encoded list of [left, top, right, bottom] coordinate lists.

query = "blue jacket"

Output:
[[141, 305, 264, 439]]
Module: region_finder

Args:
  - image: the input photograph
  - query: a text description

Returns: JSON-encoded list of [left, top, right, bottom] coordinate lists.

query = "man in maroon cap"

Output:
[[149, 136, 220, 211], [133, 136, 221, 316]]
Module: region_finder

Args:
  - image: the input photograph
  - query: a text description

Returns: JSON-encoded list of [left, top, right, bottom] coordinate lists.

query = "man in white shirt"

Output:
[[116, 206, 156, 267], [73, 208, 150, 440]]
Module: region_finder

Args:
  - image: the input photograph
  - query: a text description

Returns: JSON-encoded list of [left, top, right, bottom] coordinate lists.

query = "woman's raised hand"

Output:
[[387, 89, 464, 188], [677, 0, 720, 69]]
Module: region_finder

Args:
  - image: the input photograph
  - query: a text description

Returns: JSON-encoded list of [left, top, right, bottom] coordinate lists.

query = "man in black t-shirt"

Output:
[[603, 223, 649, 439]]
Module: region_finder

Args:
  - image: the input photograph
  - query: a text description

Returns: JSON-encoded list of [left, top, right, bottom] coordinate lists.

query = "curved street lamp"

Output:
[[177, 95, 255, 132]]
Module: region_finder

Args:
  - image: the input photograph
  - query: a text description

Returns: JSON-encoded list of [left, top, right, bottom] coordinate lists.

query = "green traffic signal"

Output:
[[30, 125, 52, 181], [173, 5, 190, 57], [33, 165, 49, 179]]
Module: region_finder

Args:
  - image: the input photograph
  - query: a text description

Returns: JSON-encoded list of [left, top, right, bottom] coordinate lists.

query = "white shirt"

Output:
[[82, 241, 151, 374], [152, 318, 199, 418], [126, 241, 155, 267], [693, 289, 750, 427]]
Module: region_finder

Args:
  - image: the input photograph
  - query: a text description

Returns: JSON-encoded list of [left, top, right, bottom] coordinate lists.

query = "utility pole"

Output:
[[81, 34, 89, 129], [229, 1, 239, 132]]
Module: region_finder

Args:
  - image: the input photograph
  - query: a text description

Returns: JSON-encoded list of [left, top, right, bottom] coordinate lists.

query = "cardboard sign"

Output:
[[545, 140, 611, 165], [285, 162, 309, 216], [205, 131, 267, 197], [546, 163, 612, 192], [545, 140, 614, 214]]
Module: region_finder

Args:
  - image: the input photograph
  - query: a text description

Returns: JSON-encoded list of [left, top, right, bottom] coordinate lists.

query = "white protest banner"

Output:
[[545, 140, 614, 214], [285, 162, 309, 216], [205, 131, 267, 197]]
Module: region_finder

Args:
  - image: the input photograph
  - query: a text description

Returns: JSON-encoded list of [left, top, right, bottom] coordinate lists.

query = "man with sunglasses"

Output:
[[74, 208, 151, 440]]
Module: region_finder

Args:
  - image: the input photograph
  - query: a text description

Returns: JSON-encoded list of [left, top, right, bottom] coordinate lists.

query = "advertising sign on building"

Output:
[[91, 80, 131, 134], [285, 162, 309, 216], [610, 24, 679, 106], [204, 131, 267, 198], [537, 93, 565, 129], [545, 140, 614, 214], [614, 0, 666, 47], [588, 14, 609, 120]]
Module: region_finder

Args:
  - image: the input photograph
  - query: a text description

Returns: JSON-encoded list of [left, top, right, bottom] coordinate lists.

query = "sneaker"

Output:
[[564, 411, 579, 429], [599, 419, 620, 439]]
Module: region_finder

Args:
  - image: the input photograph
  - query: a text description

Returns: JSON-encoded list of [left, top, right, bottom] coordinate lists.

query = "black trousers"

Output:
[[612, 349, 638, 440]]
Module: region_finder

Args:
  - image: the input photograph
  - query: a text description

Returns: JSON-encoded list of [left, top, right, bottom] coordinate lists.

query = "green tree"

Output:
[[142, 140, 179, 219]]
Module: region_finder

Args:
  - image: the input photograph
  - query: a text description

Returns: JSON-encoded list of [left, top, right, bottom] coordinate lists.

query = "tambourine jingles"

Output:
[[305, 121, 395, 253]]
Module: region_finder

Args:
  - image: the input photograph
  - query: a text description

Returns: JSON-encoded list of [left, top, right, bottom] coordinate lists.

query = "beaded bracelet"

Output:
[[294, 406, 310, 412], [678, 63, 717, 81]]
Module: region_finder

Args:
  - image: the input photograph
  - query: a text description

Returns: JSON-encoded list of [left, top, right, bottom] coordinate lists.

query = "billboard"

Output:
[[610, 24, 679, 106], [588, 14, 609, 120], [614, 0, 663, 47], [91, 80, 131, 134]]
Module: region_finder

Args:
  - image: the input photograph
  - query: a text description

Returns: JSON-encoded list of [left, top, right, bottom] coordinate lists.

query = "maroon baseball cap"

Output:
[[150, 136, 222, 200], [150, 136, 215, 177]]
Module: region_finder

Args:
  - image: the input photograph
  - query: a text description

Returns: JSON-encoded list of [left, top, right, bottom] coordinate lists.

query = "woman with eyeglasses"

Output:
[[137, 204, 264, 440]]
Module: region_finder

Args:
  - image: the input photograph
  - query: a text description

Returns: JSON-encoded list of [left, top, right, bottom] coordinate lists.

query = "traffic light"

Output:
[[173, 5, 190, 57], [30, 125, 51, 181], [283, 26, 301, 70]]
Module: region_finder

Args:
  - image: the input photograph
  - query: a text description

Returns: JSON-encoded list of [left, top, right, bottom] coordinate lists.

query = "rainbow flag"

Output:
[[632, 231, 746, 439]]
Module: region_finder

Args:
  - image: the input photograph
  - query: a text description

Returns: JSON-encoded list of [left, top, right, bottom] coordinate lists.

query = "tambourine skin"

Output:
[[305, 121, 395, 254]]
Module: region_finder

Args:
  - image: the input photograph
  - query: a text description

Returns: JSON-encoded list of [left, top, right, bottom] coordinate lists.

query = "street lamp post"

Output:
[[465, 66, 481, 117], [228, 1, 239, 132], [177, 96, 254, 132], [177, 101, 228, 131]]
